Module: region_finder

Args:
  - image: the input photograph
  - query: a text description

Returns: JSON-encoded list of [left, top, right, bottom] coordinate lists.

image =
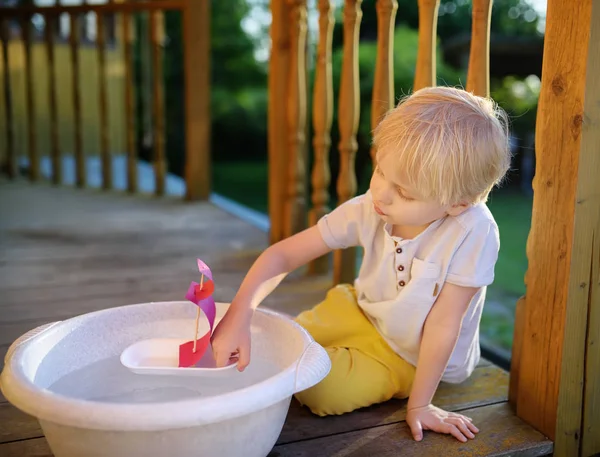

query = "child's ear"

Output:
[[446, 202, 470, 216]]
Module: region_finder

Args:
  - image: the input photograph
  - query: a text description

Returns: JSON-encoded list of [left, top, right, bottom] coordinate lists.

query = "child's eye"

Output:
[[397, 188, 414, 201]]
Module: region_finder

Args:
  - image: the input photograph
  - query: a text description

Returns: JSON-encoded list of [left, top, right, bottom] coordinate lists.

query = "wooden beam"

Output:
[[1, 19, 16, 179], [511, 1, 600, 455], [267, 1, 290, 244], [183, 0, 211, 200], [150, 10, 166, 196]]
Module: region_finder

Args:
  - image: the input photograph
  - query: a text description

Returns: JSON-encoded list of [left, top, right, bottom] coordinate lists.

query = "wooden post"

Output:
[[45, 13, 61, 185], [268, 1, 290, 244], [466, 0, 492, 97], [123, 7, 137, 193], [510, 2, 600, 456], [1, 18, 15, 179], [413, 0, 439, 91], [97, 11, 112, 190], [22, 13, 38, 181], [308, 0, 335, 275], [333, 0, 362, 285], [183, 0, 211, 200], [283, 0, 308, 239], [150, 10, 166, 196], [70, 12, 85, 188], [371, 0, 397, 164]]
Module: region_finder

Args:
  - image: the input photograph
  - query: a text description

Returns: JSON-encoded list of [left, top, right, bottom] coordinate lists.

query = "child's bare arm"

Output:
[[406, 282, 479, 442], [211, 225, 332, 369]]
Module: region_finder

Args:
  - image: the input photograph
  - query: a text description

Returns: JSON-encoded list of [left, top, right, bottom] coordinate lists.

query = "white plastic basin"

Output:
[[0, 301, 331, 457]]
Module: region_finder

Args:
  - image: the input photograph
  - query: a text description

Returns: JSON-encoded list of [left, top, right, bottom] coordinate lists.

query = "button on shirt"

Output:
[[317, 190, 500, 383]]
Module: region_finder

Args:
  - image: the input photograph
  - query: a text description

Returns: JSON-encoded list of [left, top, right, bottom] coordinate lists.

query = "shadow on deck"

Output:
[[0, 179, 553, 456]]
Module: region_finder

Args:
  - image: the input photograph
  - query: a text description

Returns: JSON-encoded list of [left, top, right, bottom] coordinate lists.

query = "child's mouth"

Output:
[[374, 205, 387, 216]]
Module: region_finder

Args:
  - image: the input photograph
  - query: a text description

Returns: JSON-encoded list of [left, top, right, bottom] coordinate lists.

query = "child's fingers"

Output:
[[466, 420, 479, 434], [409, 419, 423, 441], [444, 423, 467, 443], [453, 419, 475, 439], [237, 342, 251, 372]]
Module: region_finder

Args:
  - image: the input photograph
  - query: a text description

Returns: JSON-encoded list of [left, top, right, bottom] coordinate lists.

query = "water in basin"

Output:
[[45, 355, 281, 404]]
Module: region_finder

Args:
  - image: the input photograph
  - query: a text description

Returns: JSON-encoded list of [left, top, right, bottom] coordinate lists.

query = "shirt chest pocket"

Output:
[[403, 257, 442, 305]]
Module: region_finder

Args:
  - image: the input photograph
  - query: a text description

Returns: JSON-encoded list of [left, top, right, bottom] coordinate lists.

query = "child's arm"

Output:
[[211, 225, 332, 370], [406, 282, 480, 442]]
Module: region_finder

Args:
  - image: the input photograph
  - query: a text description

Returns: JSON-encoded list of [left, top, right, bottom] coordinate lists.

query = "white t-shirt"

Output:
[[317, 190, 500, 383]]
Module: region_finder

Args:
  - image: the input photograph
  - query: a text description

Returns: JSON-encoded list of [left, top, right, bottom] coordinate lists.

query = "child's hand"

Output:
[[406, 404, 479, 443], [210, 306, 253, 371]]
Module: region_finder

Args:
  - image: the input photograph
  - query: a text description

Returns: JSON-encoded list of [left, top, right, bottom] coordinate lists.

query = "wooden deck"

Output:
[[0, 178, 553, 456]]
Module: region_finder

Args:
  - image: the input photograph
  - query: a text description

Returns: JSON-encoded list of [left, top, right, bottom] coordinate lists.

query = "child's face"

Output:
[[369, 156, 452, 228]]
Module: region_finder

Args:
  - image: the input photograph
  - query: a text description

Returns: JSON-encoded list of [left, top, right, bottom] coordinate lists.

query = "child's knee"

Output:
[[294, 346, 396, 416]]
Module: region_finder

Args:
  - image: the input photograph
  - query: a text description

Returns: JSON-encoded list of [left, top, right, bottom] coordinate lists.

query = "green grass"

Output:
[[486, 189, 532, 299], [212, 161, 532, 353]]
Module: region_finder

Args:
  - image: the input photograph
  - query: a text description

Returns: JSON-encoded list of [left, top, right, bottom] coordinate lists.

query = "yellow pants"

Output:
[[293, 284, 416, 416]]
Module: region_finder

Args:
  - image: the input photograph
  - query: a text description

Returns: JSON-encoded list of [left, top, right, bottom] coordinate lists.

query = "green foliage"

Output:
[[325, 25, 465, 197]]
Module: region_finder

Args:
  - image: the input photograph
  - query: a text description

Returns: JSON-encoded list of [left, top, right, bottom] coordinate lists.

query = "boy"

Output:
[[210, 86, 511, 443]]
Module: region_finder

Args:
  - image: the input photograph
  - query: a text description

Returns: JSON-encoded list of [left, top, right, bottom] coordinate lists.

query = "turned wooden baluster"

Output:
[[1, 18, 15, 179], [97, 10, 111, 190], [414, 0, 440, 91], [123, 3, 137, 193], [283, 0, 308, 239], [466, 0, 492, 97], [308, 0, 335, 275], [45, 12, 61, 185], [371, 0, 397, 164], [267, 1, 291, 243], [70, 12, 85, 188], [333, 0, 362, 285], [22, 13, 38, 181], [150, 10, 166, 196]]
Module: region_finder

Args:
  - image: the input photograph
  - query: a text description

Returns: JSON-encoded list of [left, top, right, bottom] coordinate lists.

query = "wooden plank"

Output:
[[557, 1, 600, 456], [513, 0, 596, 446], [183, 0, 211, 200], [150, 10, 166, 196], [272, 403, 553, 457], [278, 364, 508, 445], [0, 438, 52, 457], [413, 0, 439, 91], [308, 0, 334, 275], [282, 0, 308, 240], [0, 403, 42, 444], [509, 296, 525, 410], [97, 11, 112, 190], [45, 14, 61, 186], [333, 0, 362, 285], [466, 0, 492, 97], [0, 19, 15, 178]]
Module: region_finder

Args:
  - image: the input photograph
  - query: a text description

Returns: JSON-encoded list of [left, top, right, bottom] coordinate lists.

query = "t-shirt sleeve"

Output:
[[446, 220, 500, 288], [317, 193, 369, 250]]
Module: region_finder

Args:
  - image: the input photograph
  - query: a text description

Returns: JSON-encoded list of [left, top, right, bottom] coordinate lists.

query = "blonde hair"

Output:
[[373, 86, 511, 206]]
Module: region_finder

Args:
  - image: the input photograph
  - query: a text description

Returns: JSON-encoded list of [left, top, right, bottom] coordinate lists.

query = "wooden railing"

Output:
[[0, 0, 210, 200], [268, 0, 491, 281]]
